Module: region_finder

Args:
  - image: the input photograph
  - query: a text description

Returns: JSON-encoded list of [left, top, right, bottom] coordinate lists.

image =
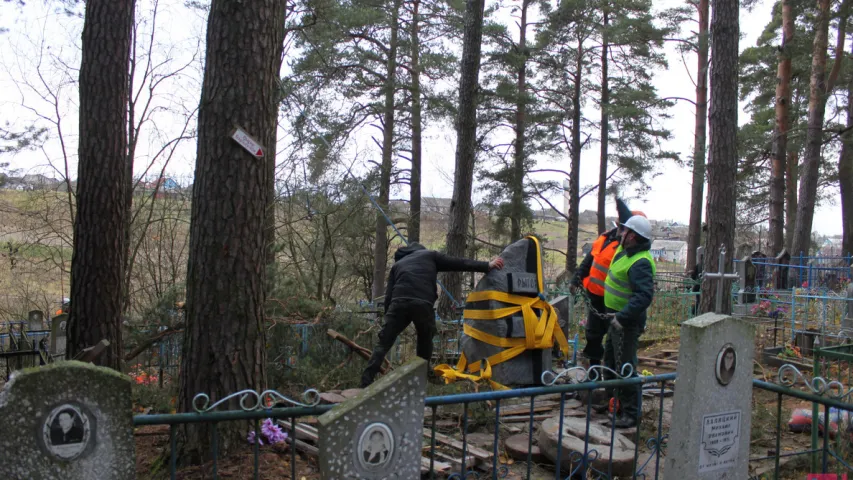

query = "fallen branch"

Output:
[[124, 324, 184, 362], [326, 329, 391, 374]]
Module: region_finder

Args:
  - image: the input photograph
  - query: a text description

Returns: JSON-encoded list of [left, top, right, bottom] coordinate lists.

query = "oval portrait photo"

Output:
[[41, 404, 92, 461], [715, 344, 737, 386], [357, 422, 394, 470]]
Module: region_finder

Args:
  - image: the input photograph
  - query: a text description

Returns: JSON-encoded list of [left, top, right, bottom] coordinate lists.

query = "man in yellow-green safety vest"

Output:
[[600, 214, 656, 429]]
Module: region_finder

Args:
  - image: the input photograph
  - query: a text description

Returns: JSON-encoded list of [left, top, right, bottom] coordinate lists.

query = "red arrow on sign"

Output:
[[230, 126, 265, 159]]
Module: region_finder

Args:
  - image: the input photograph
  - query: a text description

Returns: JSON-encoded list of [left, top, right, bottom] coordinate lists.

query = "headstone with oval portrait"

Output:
[[664, 313, 755, 480], [318, 357, 427, 479], [50, 313, 68, 357], [0, 361, 135, 479]]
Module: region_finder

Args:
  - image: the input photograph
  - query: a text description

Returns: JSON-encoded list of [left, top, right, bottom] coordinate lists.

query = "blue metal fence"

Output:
[[131, 362, 853, 480]]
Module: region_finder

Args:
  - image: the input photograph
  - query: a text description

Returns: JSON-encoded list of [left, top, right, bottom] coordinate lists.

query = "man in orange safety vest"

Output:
[[571, 197, 646, 368]]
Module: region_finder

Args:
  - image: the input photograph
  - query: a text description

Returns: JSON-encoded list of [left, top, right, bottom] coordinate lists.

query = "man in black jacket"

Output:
[[361, 243, 505, 387]]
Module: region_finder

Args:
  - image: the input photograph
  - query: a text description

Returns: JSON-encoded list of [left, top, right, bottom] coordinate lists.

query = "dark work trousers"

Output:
[[602, 319, 642, 418], [582, 292, 608, 365], [361, 299, 436, 388]]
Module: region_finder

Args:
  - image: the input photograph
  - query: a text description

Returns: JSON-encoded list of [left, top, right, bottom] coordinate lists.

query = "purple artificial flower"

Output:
[[261, 418, 287, 444], [247, 430, 264, 445], [248, 419, 288, 445]]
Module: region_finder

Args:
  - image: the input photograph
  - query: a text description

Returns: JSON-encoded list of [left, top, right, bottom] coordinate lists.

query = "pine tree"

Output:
[[439, 0, 487, 318], [700, 0, 738, 314], [178, 0, 286, 461], [67, 0, 136, 369]]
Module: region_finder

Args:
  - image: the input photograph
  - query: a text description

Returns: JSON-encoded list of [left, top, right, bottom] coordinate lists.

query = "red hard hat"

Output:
[[631, 210, 647, 218]]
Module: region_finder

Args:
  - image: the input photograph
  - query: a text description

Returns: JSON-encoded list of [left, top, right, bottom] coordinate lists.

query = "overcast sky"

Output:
[[0, 0, 844, 236]]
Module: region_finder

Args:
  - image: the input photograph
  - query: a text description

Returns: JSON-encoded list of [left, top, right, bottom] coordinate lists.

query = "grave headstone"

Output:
[[549, 295, 570, 339], [28, 310, 45, 331], [664, 313, 755, 479], [51, 313, 68, 357], [0, 361, 135, 479], [318, 357, 427, 479], [774, 250, 790, 289], [460, 237, 554, 386], [733, 256, 756, 315]]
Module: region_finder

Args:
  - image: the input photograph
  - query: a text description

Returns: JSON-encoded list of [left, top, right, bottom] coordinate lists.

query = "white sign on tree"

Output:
[[230, 126, 265, 158]]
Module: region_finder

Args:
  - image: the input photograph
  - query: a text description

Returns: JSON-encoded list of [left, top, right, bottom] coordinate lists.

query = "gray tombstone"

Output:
[[664, 313, 755, 479], [51, 313, 69, 357], [460, 237, 552, 386], [733, 256, 757, 315], [318, 357, 427, 479], [774, 250, 791, 289], [0, 361, 135, 479], [28, 310, 45, 331], [549, 295, 571, 337]]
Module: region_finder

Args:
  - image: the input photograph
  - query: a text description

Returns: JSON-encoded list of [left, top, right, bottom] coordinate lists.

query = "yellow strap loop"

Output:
[[434, 236, 569, 391]]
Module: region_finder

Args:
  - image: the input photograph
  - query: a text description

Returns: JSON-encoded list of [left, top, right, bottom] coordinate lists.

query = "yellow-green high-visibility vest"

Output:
[[604, 246, 656, 311]]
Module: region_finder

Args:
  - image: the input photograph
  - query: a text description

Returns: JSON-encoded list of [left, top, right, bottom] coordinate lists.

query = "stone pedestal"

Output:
[[664, 313, 755, 479], [318, 357, 427, 479], [0, 361, 135, 479]]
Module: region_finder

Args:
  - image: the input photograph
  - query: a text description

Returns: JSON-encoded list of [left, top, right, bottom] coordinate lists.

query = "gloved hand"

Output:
[[606, 313, 623, 331]]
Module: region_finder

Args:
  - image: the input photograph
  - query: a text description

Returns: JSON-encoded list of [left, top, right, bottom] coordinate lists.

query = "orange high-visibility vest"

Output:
[[583, 233, 619, 296]]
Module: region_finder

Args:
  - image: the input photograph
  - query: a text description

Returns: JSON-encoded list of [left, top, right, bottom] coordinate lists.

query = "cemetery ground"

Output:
[[125, 317, 848, 480]]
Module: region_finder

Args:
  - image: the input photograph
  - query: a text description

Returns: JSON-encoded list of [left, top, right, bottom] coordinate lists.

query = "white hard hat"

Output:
[[621, 215, 652, 240]]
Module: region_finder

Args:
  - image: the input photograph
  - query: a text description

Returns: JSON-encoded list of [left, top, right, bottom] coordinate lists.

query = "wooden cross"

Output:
[[702, 244, 739, 313]]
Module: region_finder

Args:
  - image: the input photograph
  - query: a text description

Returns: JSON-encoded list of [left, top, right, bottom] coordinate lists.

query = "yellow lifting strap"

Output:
[[433, 236, 570, 390]]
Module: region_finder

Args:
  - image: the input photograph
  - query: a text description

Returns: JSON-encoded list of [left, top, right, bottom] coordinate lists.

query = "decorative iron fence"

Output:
[[131, 363, 853, 480], [134, 370, 676, 480]]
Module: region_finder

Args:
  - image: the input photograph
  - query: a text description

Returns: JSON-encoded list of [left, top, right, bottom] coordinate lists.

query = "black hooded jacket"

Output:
[[383, 243, 490, 312]]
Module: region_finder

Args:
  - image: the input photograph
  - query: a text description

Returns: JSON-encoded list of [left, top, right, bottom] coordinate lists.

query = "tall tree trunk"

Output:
[[178, 0, 286, 462], [841, 47, 853, 257], [68, 0, 135, 369], [123, 16, 140, 318], [565, 51, 583, 275], [596, 9, 609, 235], [770, 0, 794, 256], [686, 0, 709, 273], [409, 0, 422, 244], [785, 149, 798, 251], [438, 0, 486, 319], [371, 0, 401, 301], [791, 0, 831, 267], [510, 0, 529, 242], [699, 0, 738, 314]]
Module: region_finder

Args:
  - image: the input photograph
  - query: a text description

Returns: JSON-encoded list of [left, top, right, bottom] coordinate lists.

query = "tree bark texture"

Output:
[[686, 0, 709, 273], [841, 45, 853, 257], [785, 149, 798, 251], [700, 0, 738, 315], [178, 0, 286, 463], [409, 0, 422, 244], [68, 0, 136, 369], [565, 50, 583, 275], [597, 9, 609, 235], [770, 0, 793, 256], [438, 0, 486, 318], [510, 0, 530, 242], [371, 0, 401, 301], [791, 0, 830, 264]]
